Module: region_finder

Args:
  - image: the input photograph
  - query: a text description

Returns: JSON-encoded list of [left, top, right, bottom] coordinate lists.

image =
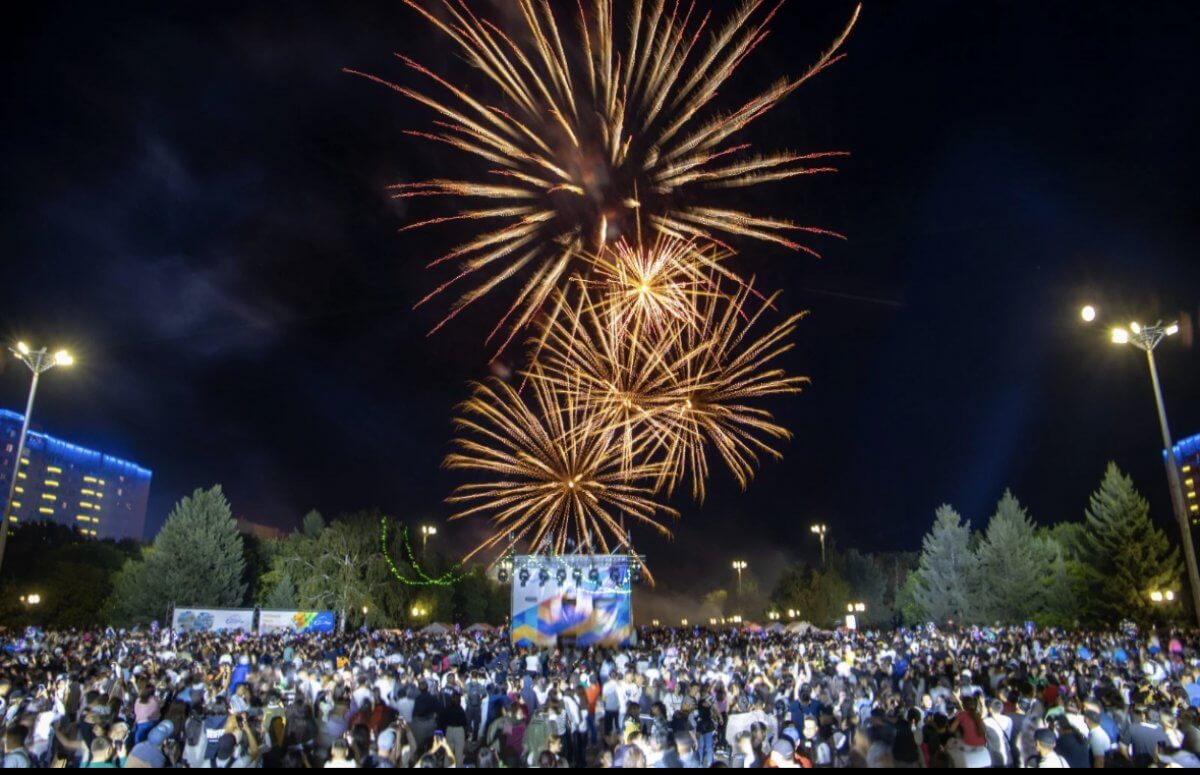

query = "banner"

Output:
[[258, 610, 336, 635], [511, 555, 632, 648], [172, 608, 254, 633]]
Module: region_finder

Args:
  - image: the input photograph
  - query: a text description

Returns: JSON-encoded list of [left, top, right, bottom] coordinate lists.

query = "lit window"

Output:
[[19, 458, 29, 466], [80, 502, 95, 510], [1190, 492, 1197, 499], [98, 479, 107, 485], [38, 507, 53, 514], [46, 466, 61, 474], [76, 515, 91, 523], [80, 489, 94, 496], [13, 487, 22, 494], [96, 492, 103, 499], [10, 501, 21, 509], [7, 517, 15, 523], [17, 472, 26, 480], [83, 476, 97, 483], [44, 480, 59, 488], [41, 493, 56, 501]]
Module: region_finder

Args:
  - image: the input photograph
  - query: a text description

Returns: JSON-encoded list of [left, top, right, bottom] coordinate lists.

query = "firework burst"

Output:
[[445, 372, 678, 561], [348, 0, 858, 353], [654, 283, 810, 502]]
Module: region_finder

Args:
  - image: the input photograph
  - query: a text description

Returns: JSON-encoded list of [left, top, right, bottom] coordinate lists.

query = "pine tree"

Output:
[[974, 490, 1058, 623], [1083, 463, 1182, 624], [264, 573, 298, 610], [106, 485, 247, 625], [913, 504, 975, 625]]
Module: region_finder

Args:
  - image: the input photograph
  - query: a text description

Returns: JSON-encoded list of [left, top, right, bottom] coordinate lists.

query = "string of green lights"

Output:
[[379, 517, 463, 587]]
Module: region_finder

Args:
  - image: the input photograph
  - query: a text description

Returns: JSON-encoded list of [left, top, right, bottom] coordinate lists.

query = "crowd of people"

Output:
[[2, 620, 1200, 768]]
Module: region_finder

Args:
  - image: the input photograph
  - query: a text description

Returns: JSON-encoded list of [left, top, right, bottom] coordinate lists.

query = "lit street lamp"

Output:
[[1, 343, 73, 578], [1150, 590, 1176, 604], [362, 606, 370, 629], [1083, 307, 1200, 625], [731, 560, 748, 593], [810, 524, 827, 566], [20, 594, 41, 606], [847, 602, 865, 613], [421, 525, 438, 553], [410, 605, 428, 624]]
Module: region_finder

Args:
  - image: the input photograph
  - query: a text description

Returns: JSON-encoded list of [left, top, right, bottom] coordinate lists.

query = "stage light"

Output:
[[538, 568, 550, 586], [610, 566, 622, 585], [518, 568, 530, 586], [556, 567, 568, 584], [572, 568, 583, 585], [497, 568, 509, 583], [588, 567, 600, 584]]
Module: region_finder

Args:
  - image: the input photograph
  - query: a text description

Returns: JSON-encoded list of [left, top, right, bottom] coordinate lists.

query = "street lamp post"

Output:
[[1, 343, 73, 578], [421, 525, 438, 553], [810, 524, 827, 566], [1095, 312, 1200, 626], [731, 560, 747, 594]]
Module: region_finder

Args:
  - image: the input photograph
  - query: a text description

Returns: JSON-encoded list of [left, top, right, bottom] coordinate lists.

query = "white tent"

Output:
[[765, 623, 785, 634], [784, 621, 816, 635], [465, 623, 494, 633], [419, 622, 451, 636]]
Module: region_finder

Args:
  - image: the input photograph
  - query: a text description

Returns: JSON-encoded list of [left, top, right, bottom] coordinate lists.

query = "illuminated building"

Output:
[[1169, 433, 1200, 526], [0, 409, 152, 540]]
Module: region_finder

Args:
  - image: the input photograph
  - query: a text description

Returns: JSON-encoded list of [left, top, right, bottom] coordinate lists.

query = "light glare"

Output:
[[1111, 328, 1130, 345], [1080, 305, 1096, 323]]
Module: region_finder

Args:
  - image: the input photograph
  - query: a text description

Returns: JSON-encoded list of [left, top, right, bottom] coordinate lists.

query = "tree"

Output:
[[107, 486, 247, 625], [770, 563, 851, 626], [272, 510, 395, 629], [835, 549, 892, 626], [973, 490, 1061, 623], [912, 504, 975, 625], [263, 573, 299, 610], [302, 510, 325, 539], [895, 570, 925, 626], [1082, 463, 1182, 624]]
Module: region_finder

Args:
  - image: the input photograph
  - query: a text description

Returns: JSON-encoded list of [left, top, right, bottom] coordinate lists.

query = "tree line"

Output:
[[0, 485, 507, 630], [757, 462, 1183, 629]]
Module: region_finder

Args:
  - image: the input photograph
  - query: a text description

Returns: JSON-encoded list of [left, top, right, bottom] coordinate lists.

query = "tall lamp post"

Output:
[[421, 525, 438, 553], [1, 343, 73, 578], [1084, 307, 1200, 626], [810, 524, 828, 566], [731, 560, 747, 594]]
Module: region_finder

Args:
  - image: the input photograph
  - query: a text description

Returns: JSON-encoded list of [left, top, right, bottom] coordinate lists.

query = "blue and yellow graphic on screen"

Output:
[[510, 555, 632, 648]]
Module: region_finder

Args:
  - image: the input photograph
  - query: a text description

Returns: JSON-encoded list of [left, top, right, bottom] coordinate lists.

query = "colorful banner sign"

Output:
[[511, 555, 632, 648], [171, 608, 254, 633], [258, 610, 337, 635]]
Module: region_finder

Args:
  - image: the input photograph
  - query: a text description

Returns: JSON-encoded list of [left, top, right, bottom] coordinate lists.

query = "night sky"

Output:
[[2, 1, 1198, 598]]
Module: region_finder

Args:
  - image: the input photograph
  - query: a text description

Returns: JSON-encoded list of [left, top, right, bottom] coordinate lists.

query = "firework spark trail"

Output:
[[445, 371, 679, 562], [347, 0, 859, 352], [654, 282, 810, 502]]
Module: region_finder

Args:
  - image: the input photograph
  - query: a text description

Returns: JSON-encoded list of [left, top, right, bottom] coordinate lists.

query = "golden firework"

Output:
[[534, 264, 808, 504], [656, 283, 809, 502], [348, 0, 858, 353], [445, 372, 678, 561]]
